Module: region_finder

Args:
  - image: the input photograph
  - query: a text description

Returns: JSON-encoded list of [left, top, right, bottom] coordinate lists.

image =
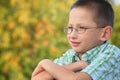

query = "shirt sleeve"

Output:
[[81, 52, 117, 80], [53, 49, 75, 66]]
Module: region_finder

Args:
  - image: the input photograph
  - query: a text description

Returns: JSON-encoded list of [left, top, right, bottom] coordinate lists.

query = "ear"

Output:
[[100, 26, 113, 41]]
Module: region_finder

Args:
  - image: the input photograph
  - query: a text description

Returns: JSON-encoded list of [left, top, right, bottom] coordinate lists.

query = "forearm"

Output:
[[40, 59, 76, 80], [64, 60, 88, 72], [31, 70, 54, 80], [31, 59, 88, 80], [40, 59, 91, 80]]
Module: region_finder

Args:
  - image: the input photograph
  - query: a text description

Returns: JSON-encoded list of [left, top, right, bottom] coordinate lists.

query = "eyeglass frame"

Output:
[[64, 26, 104, 34]]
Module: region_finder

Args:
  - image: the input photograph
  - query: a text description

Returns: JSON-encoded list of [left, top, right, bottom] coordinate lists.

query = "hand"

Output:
[[64, 60, 89, 72], [32, 63, 44, 77], [80, 60, 89, 69], [31, 59, 54, 80], [31, 71, 54, 80]]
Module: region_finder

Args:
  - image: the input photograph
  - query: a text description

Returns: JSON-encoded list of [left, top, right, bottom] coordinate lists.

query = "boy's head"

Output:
[[66, 0, 114, 54], [71, 0, 114, 28]]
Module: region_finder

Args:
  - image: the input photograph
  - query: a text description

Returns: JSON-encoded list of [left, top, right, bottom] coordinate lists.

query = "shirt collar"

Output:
[[81, 41, 110, 63]]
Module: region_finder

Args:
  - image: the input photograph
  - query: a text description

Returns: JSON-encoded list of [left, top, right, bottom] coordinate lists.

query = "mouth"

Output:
[[70, 41, 81, 47]]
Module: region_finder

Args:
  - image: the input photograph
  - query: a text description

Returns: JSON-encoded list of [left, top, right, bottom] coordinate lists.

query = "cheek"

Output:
[[84, 33, 101, 46], [67, 35, 71, 42], [86, 30, 101, 39], [82, 32, 100, 44]]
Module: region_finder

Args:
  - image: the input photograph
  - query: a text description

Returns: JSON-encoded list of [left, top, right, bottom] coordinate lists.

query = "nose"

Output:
[[68, 30, 78, 39]]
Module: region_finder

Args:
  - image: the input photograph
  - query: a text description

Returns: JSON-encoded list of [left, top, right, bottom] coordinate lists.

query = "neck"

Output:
[[76, 52, 82, 60]]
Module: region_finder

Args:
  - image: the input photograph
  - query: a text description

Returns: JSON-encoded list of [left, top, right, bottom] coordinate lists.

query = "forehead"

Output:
[[69, 7, 96, 26]]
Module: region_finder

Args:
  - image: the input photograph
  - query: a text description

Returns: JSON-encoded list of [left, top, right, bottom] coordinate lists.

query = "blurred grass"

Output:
[[0, 0, 120, 80]]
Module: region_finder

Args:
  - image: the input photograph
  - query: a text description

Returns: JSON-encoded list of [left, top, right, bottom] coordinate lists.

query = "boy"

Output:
[[31, 0, 120, 80]]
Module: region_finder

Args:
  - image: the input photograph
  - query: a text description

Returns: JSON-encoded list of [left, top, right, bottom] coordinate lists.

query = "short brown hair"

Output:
[[71, 0, 114, 28]]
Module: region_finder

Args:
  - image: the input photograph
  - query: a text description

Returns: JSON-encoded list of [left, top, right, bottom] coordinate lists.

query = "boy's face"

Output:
[[67, 7, 104, 54]]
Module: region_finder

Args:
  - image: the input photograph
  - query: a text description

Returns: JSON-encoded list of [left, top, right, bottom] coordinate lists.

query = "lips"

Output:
[[70, 41, 81, 47]]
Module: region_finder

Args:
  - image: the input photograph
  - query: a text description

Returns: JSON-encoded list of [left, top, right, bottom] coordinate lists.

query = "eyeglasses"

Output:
[[64, 26, 103, 34]]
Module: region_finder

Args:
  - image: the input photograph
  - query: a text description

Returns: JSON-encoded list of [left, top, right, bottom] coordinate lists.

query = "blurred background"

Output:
[[0, 0, 120, 80]]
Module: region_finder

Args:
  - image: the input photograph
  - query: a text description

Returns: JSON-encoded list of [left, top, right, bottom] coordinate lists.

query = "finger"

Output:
[[32, 64, 44, 77]]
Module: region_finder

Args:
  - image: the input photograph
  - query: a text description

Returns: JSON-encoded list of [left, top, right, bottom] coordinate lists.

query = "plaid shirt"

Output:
[[54, 41, 120, 80]]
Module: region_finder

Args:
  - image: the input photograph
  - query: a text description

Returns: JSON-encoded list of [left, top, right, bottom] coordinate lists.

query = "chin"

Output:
[[73, 48, 82, 53], [73, 47, 86, 54]]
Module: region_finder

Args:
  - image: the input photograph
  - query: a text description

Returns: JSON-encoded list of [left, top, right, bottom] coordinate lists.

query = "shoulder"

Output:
[[82, 43, 120, 80], [102, 43, 120, 58], [59, 49, 76, 59], [96, 43, 120, 64], [53, 49, 76, 65]]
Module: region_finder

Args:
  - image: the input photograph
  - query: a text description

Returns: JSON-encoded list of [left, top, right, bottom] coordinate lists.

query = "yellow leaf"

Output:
[[37, 29, 45, 36], [3, 52, 12, 61], [8, 21, 16, 29], [3, 32, 10, 48], [51, 46, 58, 53], [42, 39, 49, 46], [10, 0, 16, 7], [10, 56, 20, 69], [33, 42, 39, 49]]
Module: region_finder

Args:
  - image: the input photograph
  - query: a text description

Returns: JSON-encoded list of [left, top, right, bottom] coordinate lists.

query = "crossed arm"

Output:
[[31, 59, 92, 80]]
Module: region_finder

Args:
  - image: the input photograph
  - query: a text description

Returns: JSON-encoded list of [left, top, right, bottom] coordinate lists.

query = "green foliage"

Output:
[[0, 0, 120, 80], [111, 6, 120, 47], [0, 0, 74, 80]]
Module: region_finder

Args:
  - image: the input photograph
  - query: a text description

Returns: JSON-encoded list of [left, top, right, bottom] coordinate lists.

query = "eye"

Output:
[[78, 26, 87, 29], [68, 26, 73, 29]]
